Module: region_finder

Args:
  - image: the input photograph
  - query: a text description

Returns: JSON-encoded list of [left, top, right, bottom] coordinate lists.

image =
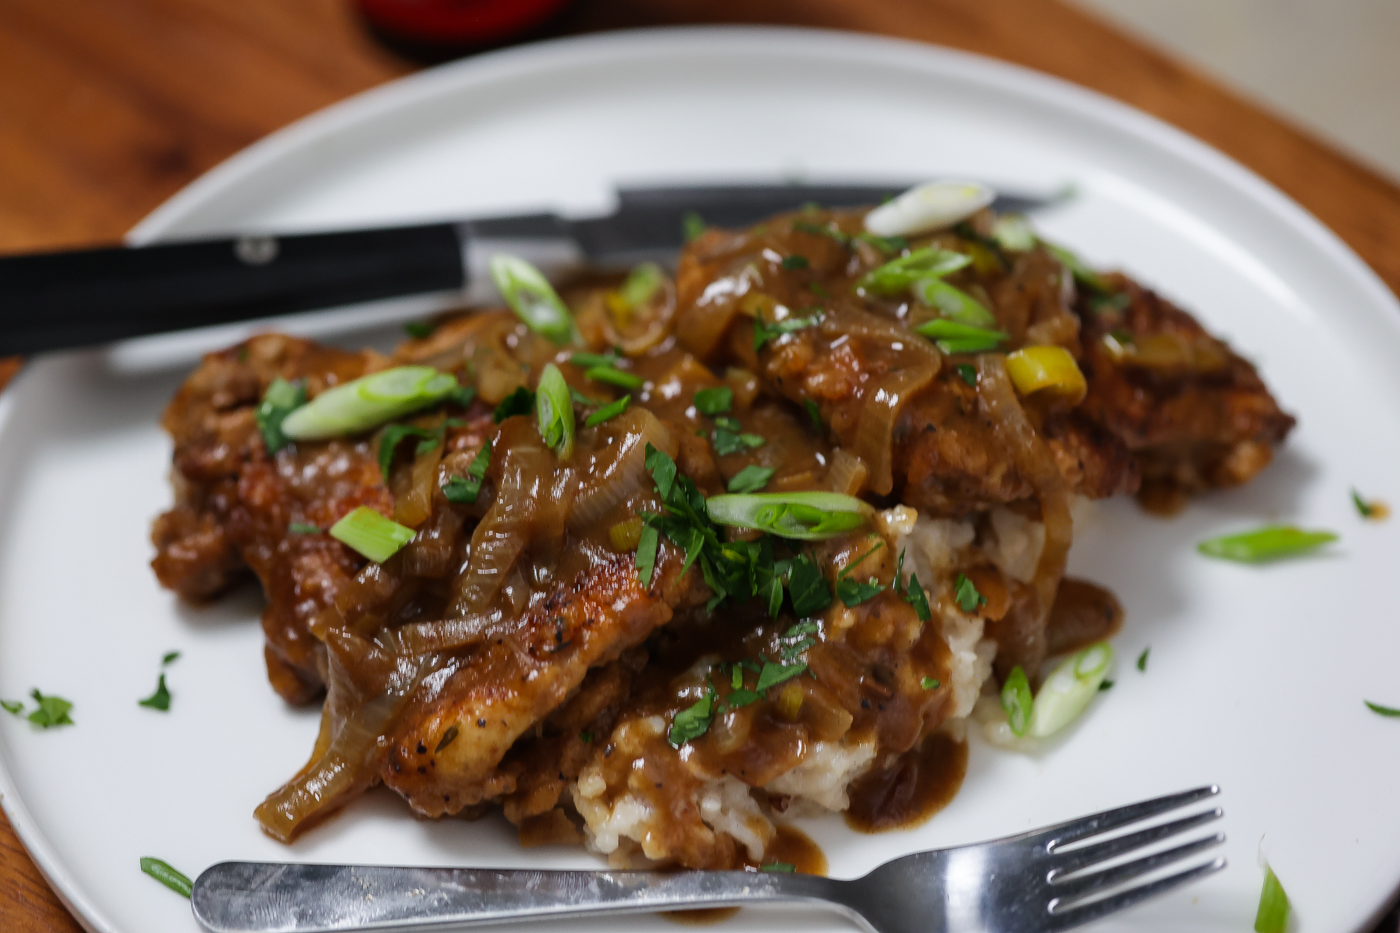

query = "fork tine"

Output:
[[1046, 856, 1227, 931], [1048, 833, 1226, 905], [1033, 785, 1220, 849], [1047, 808, 1223, 878]]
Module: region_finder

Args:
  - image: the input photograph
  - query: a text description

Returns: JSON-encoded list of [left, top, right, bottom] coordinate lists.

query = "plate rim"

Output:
[[3, 23, 1398, 933]]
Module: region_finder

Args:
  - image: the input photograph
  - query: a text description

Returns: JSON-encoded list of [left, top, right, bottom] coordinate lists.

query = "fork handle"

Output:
[[191, 861, 851, 933]]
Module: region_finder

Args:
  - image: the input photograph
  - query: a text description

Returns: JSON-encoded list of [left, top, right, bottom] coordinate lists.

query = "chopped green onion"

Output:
[[255, 378, 306, 453], [921, 676, 941, 690], [403, 321, 436, 340], [535, 363, 575, 458], [712, 427, 766, 456], [578, 730, 593, 744], [707, 491, 872, 541], [619, 263, 664, 309], [803, 398, 822, 432], [1365, 700, 1400, 717], [377, 423, 438, 479], [585, 395, 631, 427], [1028, 641, 1113, 739], [570, 388, 604, 407], [287, 522, 321, 535], [694, 386, 733, 416], [1137, 647, 1150, 672], [1001, 667, 1032, 737], [494, 386, 536, 422], [669, 682, 717, 746], [787, 554, 832, 617], [990, 215, 1036, 251], [1045, 243, 1112, 294], [753, 312, 822, 352], [854, 232, 908, 254], [714, 415, 742, 431], [162, 651, 180, 665], [0, 700, 22, 716], [140, 857, 193, 898], [793, 220, 849, 244], [727, 464, 775, 494], [636, 523, 659, 588], [760, 862, 797, 873], [857, 247, 970, 295], [1197, 525, 1338, 563], [905, 572, 932, 622], [915, 319, 1008, 354], [569, 350, 621, 369], [26, 689, 73, 728], [781, 254, 810, 270], [280, 367, 458, 441], [956, 364, 978, 386], [953, 573, 987, 613], [1254, 865, 1290, 933], [917, 278, 998, 327], [683, 211, 706, 243], [442, 440, 491, 504], [489, 254, 578, 345], [329, 506, 415, 563], [138, 674, 171, 712], [585, 365, 644, 390], [755, 660, 808, 693]]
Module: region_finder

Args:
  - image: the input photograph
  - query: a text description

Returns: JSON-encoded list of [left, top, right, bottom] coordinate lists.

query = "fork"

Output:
[[191, 785, 1225, 933]]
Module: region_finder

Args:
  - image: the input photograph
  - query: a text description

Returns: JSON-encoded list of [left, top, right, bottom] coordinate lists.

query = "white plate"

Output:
[[3, 26, 1399, 933]]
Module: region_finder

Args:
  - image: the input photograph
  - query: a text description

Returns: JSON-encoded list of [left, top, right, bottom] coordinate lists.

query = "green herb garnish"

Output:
[[707, 491, 871, 541], [378, 421, 459, 480], [1253, 865, 1290, 933], [635, 523, 659, 589], [255, 377, 306, 454], [755, 660, 808, 693], [287, 522, 321, 535], [953, 573, 987, 613], [793, 220, 849, 244], [26, 689, 73, 728], [585, 365, 644, 390], [1027, 641, 1113, 738], [727, 464, 776, 494], [760, 862, 797, 873], [1366, 700, 1400, 717], [1099, 679, 1115, 691], [956, 363, 977, 386], [669, 681, 718, 746], [786, 553, 832, 617], [329, 506, 415, 563], [694, 386, 733, 416], [753, 312, 822, 352], [1137, 647, 1150, 672], [683, 211, 706, 243], [1, 700, 23, 716], [712, 427, 766, 456], [138, 674, 172, 712], [619, 263, 664, 309], [857, 247, 969, 295], [140, 857, 193, 898], [921, 677, 941, 690], [442, 440, 491, 504], [1197, 525, 1338, 563], [1000, 666, 1032, 737], [915, 319, 1008, 355], [404, 321, 436, 340], [1353, 488, 1385, 518], [585, 395, 631, 427], [489, 254, 578, 345], [280, 367, 461, 442], [494, 386, 536, 422], [781, 254, 810, 270]]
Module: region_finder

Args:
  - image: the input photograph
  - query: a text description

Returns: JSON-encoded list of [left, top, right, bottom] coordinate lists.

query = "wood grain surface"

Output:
[[2, 1, 1398, 930]]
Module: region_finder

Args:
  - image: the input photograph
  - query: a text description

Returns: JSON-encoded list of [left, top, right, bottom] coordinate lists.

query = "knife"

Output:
[[0, 182, 1047, 356]]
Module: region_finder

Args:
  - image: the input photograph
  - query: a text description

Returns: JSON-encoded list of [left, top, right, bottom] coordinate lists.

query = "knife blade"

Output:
[[0, 182, 1048, 356]]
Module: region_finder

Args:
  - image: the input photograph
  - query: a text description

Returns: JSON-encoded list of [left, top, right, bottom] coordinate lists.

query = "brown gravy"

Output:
[[664, 825, 827, 925], [844, 732, 968, 833], [1045, 578, 1124, 658]]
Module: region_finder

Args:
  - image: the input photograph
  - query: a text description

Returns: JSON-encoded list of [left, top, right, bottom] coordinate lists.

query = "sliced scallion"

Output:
[[255, 378, 306, 453], [489, 254, 578, 345], [781, 254, 810, 270], [1197, 525, 1338, 563], [1028, 641, 1114, 739], [585, 365, 644, 390], [917, 278, 998, 327], [753, 312, 822, 352], [727, 464, 775, 494], [857, 247, 970, 296], [280, 367, 458, 441], [329, 506, 415, 563], [585, 395, 631, 427], [535, 363, 575, 458], [1001, 666, 1033, 737], [141, 857, 193, 898], [706, 491, 872, 540], [915, 318, 1008, 354], [1254, 865, 1290, 933]]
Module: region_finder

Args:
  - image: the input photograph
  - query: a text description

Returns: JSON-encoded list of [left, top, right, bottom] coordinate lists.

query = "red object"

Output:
[[356, 0, 571, 45]]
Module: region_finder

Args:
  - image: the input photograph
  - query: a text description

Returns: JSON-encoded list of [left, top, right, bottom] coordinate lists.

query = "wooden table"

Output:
[[2, 1, 1398, 929]]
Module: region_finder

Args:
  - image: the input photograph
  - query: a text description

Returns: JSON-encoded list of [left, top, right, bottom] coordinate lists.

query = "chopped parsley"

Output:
[[287, 522, 321, 535], [1352, 488, 1388, 519], [760, 862, 797, 873], [635, 523, 660, 588], [1099, 679, 1115, 691], [683, 210, 706, 243], [377, 420, 462, 479], [442, 440, 492, 504], [1365, 700, 1400, 717], [669, 681, 717, 746], [753, 312, 822, 352], [255, 377, 306, 454], [493, 386, 536, 423], [712, 426, 765, 456], [694, 386, 734, 415], [754, 660, 809, 693], [1, 700, 22, 716], [781, 254, 810, 270], [786, 553, 832, 617], [895, 549, 932, 622], [727, 464, 775, 494], [956, 364, 977, 386], [138, 674, 172, 712], [803, 398, 822, 432], [26, 689, 73, 728], [921, 677, 941, 690], [162, 651, 180, 666], [585, 365, 644, 390], [835, 541, 886, 607], [403, 321, 436, 340], [1137, 647, 1150, 672], [953, 573, 987, 613], [446, 385, 476, 409]]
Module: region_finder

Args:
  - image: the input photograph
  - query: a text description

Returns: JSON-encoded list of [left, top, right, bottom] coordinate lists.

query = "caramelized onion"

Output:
[[826, 448, 869, 496], [569, 408, 675, 531], [855, 364, 937, 496]]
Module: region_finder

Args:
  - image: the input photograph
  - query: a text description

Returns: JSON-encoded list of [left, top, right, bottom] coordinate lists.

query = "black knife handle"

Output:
[[0, 223, 465, 357]]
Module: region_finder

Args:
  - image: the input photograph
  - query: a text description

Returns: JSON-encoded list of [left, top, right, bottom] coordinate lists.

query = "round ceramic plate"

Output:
[[2, 26, 1399, 933]]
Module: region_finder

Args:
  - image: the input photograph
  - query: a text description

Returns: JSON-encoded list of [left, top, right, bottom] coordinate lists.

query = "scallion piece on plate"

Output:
[[329, 506, 415, 563], [706, 491, 872, 541], [1365, 700, 1400, 717], [585, 365, 644, 390], [1253, 864, 1290, 933], [534, 364, 576, 458], [1000, 666, 1032, 737], [585, 395, 631, 428], [141, 857, 193, 898], [1197, 525, 1338, 563], [914, 318, 1008, 354], [1028, 641, 1114, 738], [280, 367, 458, 441], [856, 247, 970, 296], [489, 254, 578, 345], [916, 278, 998, 327], [255, 377, 306, 453]]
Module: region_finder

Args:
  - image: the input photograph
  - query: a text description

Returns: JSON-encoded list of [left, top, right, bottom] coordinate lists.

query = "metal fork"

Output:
[[191, 785, 1225, 933]]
